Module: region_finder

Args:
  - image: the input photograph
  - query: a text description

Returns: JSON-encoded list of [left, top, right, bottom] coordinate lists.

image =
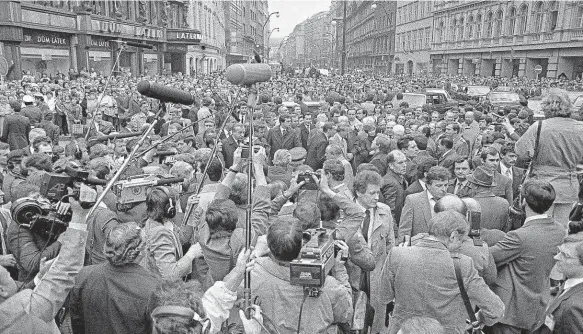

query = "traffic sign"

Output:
[[534, 65, 543, 74]]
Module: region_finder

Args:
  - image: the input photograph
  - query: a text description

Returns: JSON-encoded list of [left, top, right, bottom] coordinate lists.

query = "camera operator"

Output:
[[247, 217, 353, 333], [195, 146, 271, 282], [6, 185, 65, 282], [0, 197, 89, 333]]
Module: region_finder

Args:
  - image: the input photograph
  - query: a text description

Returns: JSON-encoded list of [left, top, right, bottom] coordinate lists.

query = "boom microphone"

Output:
[[88, 132, 143, 144], [137, 81, 195, 104], [225, 63, 272, 86], [110, 40, 154, 49]]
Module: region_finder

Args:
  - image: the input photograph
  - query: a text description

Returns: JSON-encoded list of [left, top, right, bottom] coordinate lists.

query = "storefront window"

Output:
[[143, 54, 159, 76]]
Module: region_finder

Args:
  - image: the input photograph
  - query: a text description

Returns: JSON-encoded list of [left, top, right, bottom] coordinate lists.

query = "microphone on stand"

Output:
[[225, 63, 273, 86], [137, 81, 195, 104]]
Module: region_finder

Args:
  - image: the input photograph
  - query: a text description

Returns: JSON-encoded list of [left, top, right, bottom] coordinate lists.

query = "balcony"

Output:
[[570, 27, 583, 40]]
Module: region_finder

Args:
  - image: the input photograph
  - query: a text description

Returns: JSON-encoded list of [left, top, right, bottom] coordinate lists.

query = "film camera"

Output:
[[112, 174, 184, 211], [39, 166, 105, 208], [297, 171, 320, 190], [290, 228, 345, 296], [11, 166, 106, 241], [11, 197, 72, 241]]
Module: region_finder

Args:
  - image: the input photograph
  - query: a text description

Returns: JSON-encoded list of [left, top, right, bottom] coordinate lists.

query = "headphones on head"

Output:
[[157, 186, 176, 219]]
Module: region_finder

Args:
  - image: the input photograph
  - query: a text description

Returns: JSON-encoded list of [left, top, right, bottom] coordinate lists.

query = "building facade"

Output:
[[187, 0, 226, 75], [394, 0, 433, 75], [280, 11, 333, 70], [0, 0, 203, 80], [431, 0, 583, 79], [303, 11, 332, 69], [337, 0, 396, 74], [224, 0, 269, 66]]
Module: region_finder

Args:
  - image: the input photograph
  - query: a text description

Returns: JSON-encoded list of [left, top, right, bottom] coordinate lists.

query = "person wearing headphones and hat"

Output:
[[141, 187, 201, 281]]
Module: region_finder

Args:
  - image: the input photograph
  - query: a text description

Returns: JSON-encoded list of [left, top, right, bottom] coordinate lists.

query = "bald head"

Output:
[[393, 124, 405, 137], [434, 195, 467, 215], [465, 111, 475, 125], [462, 198, 481, 212]]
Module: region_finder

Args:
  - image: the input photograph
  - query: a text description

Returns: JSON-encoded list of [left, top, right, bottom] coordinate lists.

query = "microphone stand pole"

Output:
[[244, 86, 257, 318], [86, 108, 163, 218], [85, 43, 126, 141]]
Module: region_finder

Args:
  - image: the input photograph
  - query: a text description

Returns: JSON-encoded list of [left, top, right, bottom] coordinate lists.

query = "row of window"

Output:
[[397, 1, 433, 25], [397, 28, 431, 52], [435, 1, 563, 43], [192, 3, 225, 45], [373, 35, 393, 54], [32, 0, 188, 29]]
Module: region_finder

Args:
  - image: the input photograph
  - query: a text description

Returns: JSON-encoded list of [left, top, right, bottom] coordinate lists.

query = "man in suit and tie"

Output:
[[499, 145, 526, 200], [533, 235, 583, 334], [298, 113, 312, 149], [381, 150, 408, 235], [448, 157, 473, 198], [340, 170, 395, 334], [481, 147, 513, 205], [222, 123, 245, 168], [399, 166, 450, 245], [446, 122, 470, 158], [306, 122, 335, 171], [437, 137, 461, 169], [266, 113, 302, 164], [489, 180, 565, 334], [466, 166, 510, 232]]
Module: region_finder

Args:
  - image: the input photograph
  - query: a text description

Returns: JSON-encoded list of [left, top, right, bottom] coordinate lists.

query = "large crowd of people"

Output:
[[0, 66, 583, 334]]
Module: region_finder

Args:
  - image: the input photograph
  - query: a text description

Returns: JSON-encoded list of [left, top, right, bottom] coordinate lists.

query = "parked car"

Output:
[[393, 92, 457, 114], [466, 86, 491, 100], [485, 91, 522, 114]]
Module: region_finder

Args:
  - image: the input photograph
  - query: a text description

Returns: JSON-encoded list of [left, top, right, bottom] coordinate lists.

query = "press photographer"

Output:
[[247, 216, 353, 334], [0, 197, 90, 333]]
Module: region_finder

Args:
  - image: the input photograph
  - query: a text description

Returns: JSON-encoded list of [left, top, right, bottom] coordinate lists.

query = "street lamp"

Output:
[[262, 11, 280, 31], [266, 27, 280, 64], [323, 32, 336, 69], [331, 1, 347, 75], [260, 12, 279, 63]]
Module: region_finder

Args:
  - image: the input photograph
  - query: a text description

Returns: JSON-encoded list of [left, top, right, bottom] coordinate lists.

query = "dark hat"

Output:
[[466, 166, 496, 187]]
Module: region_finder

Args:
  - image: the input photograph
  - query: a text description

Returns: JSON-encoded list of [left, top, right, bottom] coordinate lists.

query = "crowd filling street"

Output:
[[0, 66, 583, 334]]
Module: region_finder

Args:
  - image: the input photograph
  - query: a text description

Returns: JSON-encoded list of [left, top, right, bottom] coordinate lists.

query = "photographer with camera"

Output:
[[6, 185, 66, 283], [0, 197, 89, 333], [247, 216, 353, 334]]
